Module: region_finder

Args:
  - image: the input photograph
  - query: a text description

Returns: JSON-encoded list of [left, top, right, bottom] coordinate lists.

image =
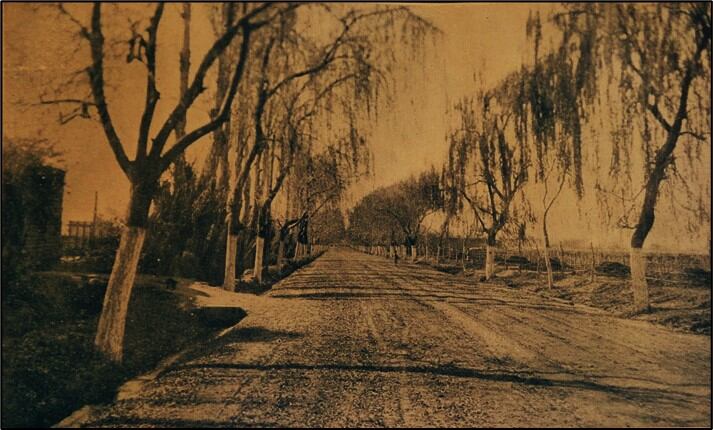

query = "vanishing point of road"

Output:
[[84, 247, 710, 427]]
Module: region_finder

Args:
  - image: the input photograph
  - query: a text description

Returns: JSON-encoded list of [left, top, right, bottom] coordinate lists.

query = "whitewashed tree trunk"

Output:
[[484, 245, 496, 280], [630, 247, 650, 313], [94, 226, 146, 363], [277, 238, 285, 268], [544, 245, 554, 289], [254, 235, 265, 283], [223, 233, 239, 291], [295, 242, 303, 259]]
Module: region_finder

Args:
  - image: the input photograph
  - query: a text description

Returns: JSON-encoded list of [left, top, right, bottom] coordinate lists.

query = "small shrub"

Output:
[[1, 273, 221, 428], [596, 261, 631, 277], [684, 267, 711, 285]]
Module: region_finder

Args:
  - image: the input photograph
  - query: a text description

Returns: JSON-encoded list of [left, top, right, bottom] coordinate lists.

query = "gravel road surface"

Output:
[[84, 247, 711, 427]]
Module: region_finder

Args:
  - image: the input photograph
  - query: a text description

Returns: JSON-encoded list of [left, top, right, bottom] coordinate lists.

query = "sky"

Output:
[[3, 3, 710, 253], [350, 3, 544, 200]]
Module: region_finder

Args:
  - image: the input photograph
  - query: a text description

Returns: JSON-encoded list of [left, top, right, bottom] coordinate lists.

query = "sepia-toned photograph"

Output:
[[2, 2, 711, 428]]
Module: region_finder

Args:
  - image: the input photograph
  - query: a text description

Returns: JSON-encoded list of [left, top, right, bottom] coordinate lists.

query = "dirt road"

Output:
[[84, 247, 710, 427]]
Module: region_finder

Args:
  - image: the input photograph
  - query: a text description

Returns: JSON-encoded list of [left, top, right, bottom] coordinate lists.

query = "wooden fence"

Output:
[[351, 242, 711, 280]]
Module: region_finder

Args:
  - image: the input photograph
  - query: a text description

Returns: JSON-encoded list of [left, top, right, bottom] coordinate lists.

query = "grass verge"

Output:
[[1, 273, 235, 428]]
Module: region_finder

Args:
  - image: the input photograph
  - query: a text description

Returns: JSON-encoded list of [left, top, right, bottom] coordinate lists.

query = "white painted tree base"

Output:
[[223, 234, 239, 291], [630, 247, 650, 312], [95, 226, 146, 363], [484, 245, 496, 280], [544, 245, 554, 289], [254, 236, 265, 283]]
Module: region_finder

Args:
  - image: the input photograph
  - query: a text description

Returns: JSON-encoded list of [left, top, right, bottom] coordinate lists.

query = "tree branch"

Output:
[[646, 101, 672, 132], [87, 2, 131, 175], [679, 130, 708, 141], [136, 3, 164, 161], [151, 2, 273, 158], [159, 22, 255, 172], [57, 4, 90, 39]]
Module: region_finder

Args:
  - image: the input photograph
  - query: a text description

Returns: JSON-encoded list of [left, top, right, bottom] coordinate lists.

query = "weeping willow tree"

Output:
[[446, 81, 530, 280], [513, 9, 601, 288], [221, 4, 438, 288], [290, 147, 355, 258], [435, 158, 462, 264], [550, 3, 711, 312], [346, 169, 442, 258]]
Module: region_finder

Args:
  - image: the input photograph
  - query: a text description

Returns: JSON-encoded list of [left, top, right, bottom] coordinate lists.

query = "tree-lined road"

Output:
[[85, 248, 710, 427]]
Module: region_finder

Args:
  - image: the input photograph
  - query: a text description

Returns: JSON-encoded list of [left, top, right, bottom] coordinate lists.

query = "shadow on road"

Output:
[[270, 290, 591, 314], [93, 416, 275, 428], [159, 327, 303, 375], [162, 361, 707, 404]]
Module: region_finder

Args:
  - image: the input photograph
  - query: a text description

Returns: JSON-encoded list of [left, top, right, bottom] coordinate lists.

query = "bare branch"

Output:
[[87, 3, 131, 175], [680, 130, 709, 141], [38, 97, 96, 106], [646, 102, 673, 132], [160, 22, 255, 172], [151, 2, 274, 158], [57, 4, 90, 39], [136, 3, 164, 160]]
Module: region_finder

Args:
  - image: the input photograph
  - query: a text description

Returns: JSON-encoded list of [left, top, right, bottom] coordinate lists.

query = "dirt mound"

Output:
[[498, 255, 530, 266], [596, 261, 631, 277], [433, 264, 462, 275], [547, 258, 569, 271], [684, 267, 711, 285]]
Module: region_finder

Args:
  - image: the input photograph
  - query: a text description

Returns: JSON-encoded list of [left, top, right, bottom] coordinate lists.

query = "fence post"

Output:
[[589, 243, 596, 282]]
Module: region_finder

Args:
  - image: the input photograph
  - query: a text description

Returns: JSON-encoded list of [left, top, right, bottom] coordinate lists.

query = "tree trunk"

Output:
[[175, 3, 190, 140], [95, 184, 152, 363], [544, 245, 554, 289], [295, 242, 302, 259], [484, 244, 496, 280], [223, 232, 239, 291], [630, 247, 650, 313], [222, 197, 245, 289], [590, 242, 596, 282], [543, 219, 554, 289], [262, 233, 271, 272], [254, 235, 265, 282], [277, 236, 286, 268], [411, 245, 416, 262], [94, 226, 146, 363]]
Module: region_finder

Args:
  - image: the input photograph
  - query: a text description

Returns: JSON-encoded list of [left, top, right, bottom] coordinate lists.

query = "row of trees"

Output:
[[348, 169, 442, 259], [46, 3, 436, 362], [350, 3, 711, 314]]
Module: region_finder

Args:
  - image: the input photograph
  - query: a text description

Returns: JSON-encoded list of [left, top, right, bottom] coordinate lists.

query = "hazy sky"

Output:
[[3, 3, 709, 252], [4, 3, 539, 216]]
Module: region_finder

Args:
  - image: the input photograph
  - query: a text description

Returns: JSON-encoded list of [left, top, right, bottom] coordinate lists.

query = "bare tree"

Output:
[[174, 3, 191, 140], [46, 3, 277, 362], [554, 3, 711, 311]]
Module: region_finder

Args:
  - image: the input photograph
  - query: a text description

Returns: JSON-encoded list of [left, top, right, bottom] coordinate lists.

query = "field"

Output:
[[413, 247, 711, 335]]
